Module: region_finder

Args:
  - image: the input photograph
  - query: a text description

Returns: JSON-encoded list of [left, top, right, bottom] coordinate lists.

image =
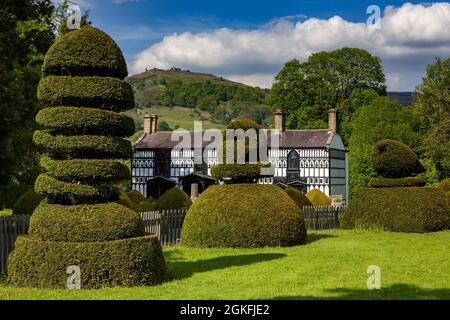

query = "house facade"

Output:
[[132, 109, 349, 202]]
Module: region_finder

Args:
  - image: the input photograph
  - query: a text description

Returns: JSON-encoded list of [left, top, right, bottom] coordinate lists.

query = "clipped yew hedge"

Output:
[[12, 190, 44, 215], [7, 235, 168, 288], [369, 176, 426, 188], [371, 139, 424, 178], [182, 184, 307, 247], [33, 130, 132, 159], [29, 200, 144, 242], [41, 158, 129, 183], [306, 189, 331, 205], [36, 107, 135, 136], [211, 163, 269, 183], [154, 188, 192, 211], [43, 26, 128, 79], [37, 76, 134, 112], [285, 187, 312, 208], [342, 187, 450, 233]]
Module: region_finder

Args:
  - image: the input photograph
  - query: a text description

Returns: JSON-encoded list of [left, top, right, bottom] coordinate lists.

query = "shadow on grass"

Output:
[[167, 253, 286, 280], [273, 284, 450, 300], [306, 233, 337, 244]]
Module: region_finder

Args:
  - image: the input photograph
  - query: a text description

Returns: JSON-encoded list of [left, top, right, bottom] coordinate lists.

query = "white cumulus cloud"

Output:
[[130, 2, 450, 90]]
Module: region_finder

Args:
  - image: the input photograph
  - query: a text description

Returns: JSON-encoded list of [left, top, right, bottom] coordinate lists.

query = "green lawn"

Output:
[[1, 230, 449, 299], [0, 209, 12, 216]]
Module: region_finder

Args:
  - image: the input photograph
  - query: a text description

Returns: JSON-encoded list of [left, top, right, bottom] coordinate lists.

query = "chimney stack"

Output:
[[274, 110, 286, 132], [150, 114, 158, 133], [144, 114, 152, 134], [328, 108, 337, 133]]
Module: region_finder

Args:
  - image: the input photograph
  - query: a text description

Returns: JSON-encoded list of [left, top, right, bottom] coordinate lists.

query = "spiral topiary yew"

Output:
[[7, 26, 168, 288]]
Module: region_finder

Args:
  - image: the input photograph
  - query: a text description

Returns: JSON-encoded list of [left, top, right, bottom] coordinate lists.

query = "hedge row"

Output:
[[37, 76, 134, 112], [211, 163, 270, 183], [182, 184, 307, 247], [285, 188, 312, 208], [41, 158, 129, 183], [342, 187, 450, 233], [369, 177, 426, 188], [33, 130, 132, 159], [36, 107, 135, 136], [7, 235, 168, 288], [35, 174, 119, 204], [43, 26, 128, 79], [29, 200, 144, 242]]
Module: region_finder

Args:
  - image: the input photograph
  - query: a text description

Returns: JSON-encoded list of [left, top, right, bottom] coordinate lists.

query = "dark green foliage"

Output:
[[36, 107, 135, 136], [369, 177, 426, 188], [137, 199, 156, 212], [306, 189, 331, 205], [35, 174, 118, 204], [154, 188, 192, 211], [37, 76, 134, 112], [29, 200, 144, 242], [7, 235, 168, 288], [439, 178, 450, 206], [33, 130, 132, 159], [43, 26, 128, 79], [371, 139, 425, 178], [12, 190, 44, 215], [211, 163, 269, 183], [342, 187, 450, 233], [226, 118, 261, 130], [127, 190, 147, 203], [181, 184, 307, 247], [285, 188, 312, 208], [41, 158, 129, 183]]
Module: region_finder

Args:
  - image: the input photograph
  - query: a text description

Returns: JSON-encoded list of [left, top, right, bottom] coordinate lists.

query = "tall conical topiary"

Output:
[[7, 26, 168, 288]]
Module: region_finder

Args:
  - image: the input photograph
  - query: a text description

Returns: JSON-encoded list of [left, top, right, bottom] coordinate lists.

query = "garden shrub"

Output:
[[137, 199, 157, 212], [127, 190, 146, 203], [154, 188, 192, 211], [226, 118, 262, 131], [285, 187, 312, 208], [117, 191, 138, 211], [181, 184, 307, 247], [306, 189, 331, 205], [29, 200, 144, 242], [342, 187, 450, 232], [439, 178, 450, 206], [12, 190, 44, 215], [369, 176, 426, 188], [211, 163, 270, 183], [371, 139, 425, 178], [8, 26, 167, 288], [7, 235, 168, 288]]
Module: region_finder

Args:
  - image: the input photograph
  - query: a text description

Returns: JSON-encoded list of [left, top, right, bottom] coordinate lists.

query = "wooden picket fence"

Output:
[[0, 215, 30, 275], [302, 205, 347, 230], [0, 205, 346, 274]]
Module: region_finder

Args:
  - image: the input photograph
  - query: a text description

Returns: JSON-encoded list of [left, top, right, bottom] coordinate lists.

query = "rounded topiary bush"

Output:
[[12, 190, 44, 215], [342, 187, 450, 233], [306, 189, 331, 205], [181, 184, 307, 247], [127, 190, 147, 203], [369, 176, 426, 188], [154, 188, 192, 211], [285, 187, 312, 208], [8, 26, 167, 288], [371, 139, 425, 178]]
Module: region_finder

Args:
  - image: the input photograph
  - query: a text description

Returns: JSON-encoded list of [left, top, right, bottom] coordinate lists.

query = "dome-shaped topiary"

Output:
[[42, 26, 128, 79], [306, 189, 331, 205], [154, 188, 192, 211], [127, 189, 146, 204], [12, 190, 44, 215], [181, 184, 307, 247], [371, 139, 425, 178], [8, 27, 167, 288], [285, 188, 312, 208]]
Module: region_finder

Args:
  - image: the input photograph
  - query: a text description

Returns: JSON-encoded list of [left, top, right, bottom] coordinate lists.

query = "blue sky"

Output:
[[71, 1, 450, 91]]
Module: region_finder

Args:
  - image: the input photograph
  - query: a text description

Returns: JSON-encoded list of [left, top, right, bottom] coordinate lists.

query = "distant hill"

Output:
[[387, 92, 414, 106], [126, 68, 273, 128]]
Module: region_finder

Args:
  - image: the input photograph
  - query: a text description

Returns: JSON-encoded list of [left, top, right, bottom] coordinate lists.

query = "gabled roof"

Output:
[[134, 129, 336, 150]]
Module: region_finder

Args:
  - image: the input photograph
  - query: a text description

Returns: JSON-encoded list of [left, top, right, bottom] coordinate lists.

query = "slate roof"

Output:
[[134, 129, 335, 150]]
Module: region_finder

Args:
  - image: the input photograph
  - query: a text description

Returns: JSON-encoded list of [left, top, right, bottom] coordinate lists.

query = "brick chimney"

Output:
[[328, 108, 337, 133], [144, 114, 152, 134], [150, 114, 158, 133], [274, 110, 286, 132]]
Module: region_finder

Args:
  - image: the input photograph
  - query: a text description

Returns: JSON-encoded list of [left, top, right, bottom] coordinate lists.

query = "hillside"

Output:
[[126, 68, 273, 129]]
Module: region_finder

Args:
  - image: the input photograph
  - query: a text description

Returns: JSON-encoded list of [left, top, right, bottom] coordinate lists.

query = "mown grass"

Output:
[[0, 230, 449, 300], [0, 209, 12, 216]]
